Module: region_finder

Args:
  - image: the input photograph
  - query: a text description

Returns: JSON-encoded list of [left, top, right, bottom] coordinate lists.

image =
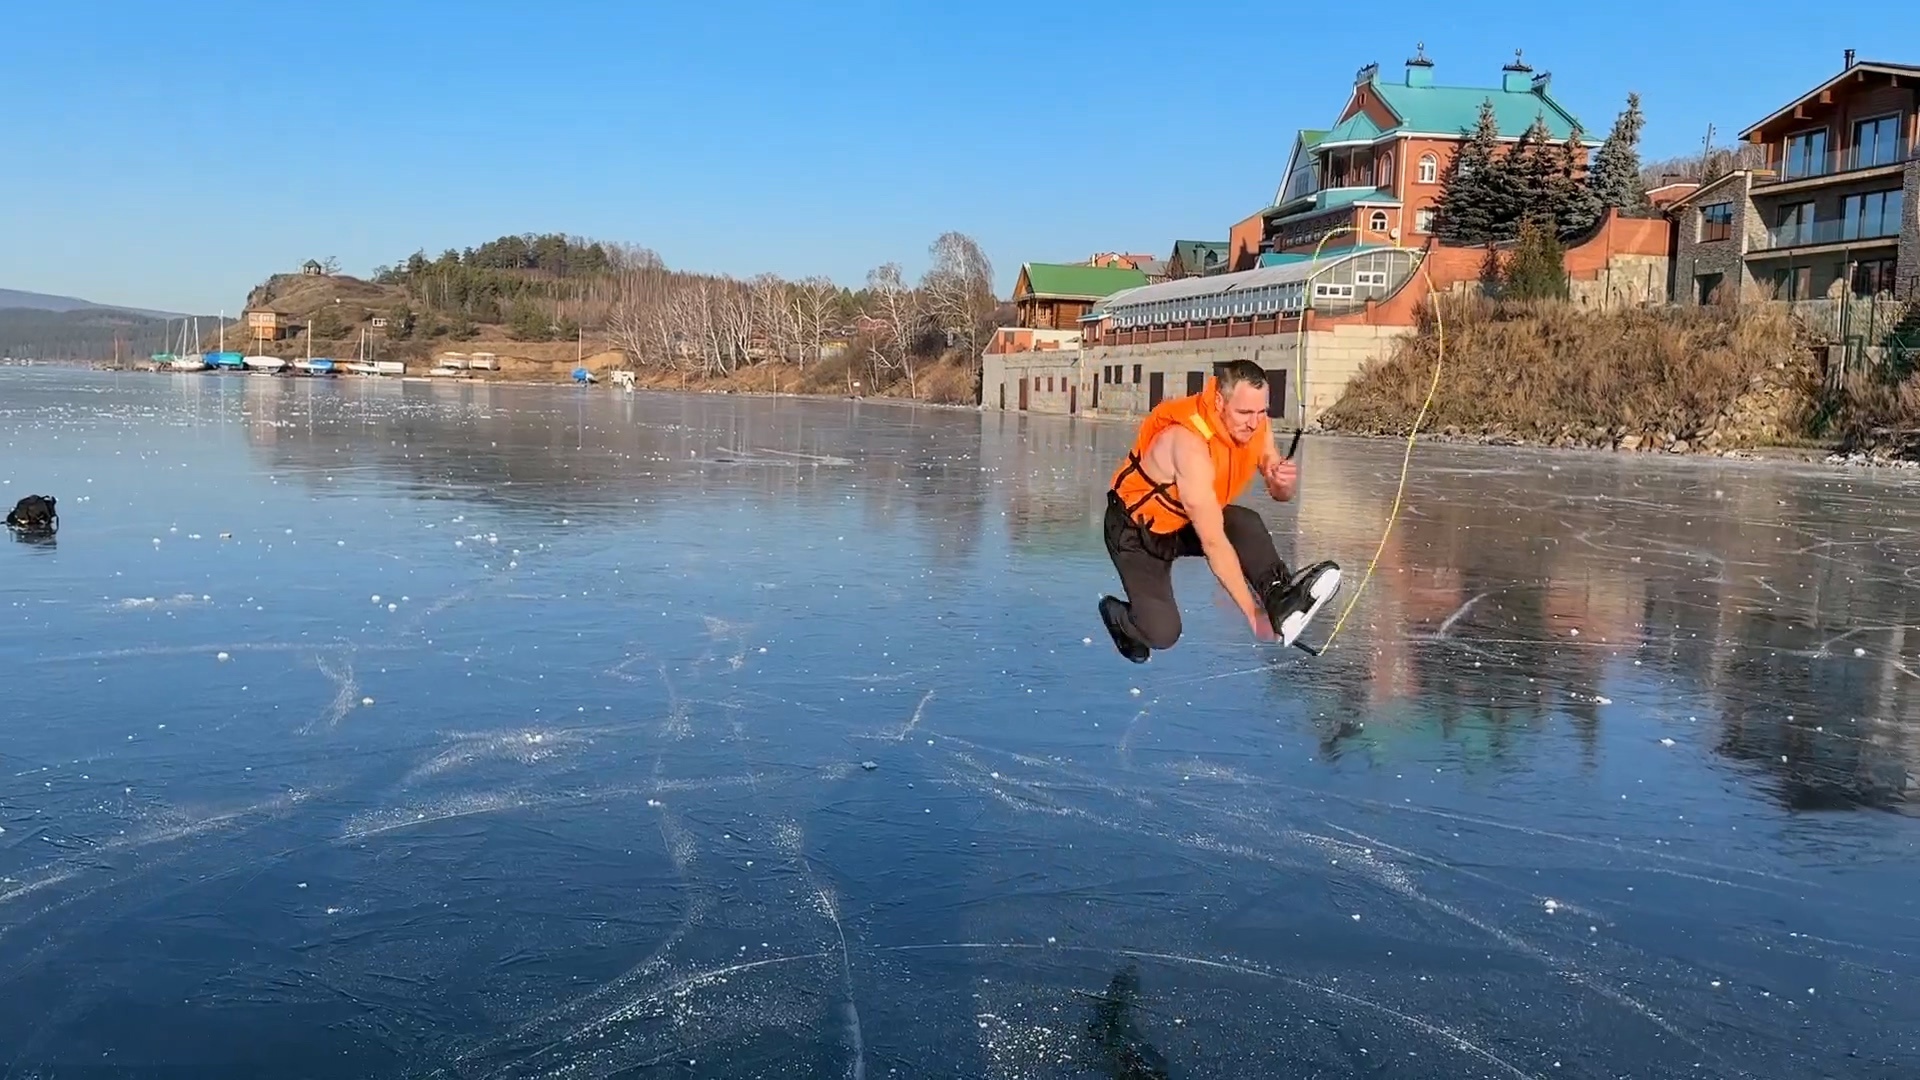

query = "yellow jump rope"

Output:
[[1285, 228, 1446, 657]]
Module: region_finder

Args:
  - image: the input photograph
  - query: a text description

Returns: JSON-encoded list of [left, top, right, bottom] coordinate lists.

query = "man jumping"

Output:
[[1098, 360, 1341, 663]]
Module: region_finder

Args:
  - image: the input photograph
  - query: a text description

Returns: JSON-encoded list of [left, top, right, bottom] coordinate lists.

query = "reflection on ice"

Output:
[[1, 367, 1918, 1078]]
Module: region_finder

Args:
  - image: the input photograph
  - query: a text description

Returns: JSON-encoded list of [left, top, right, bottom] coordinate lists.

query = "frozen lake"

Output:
[[2, 367, 1917, 1079]]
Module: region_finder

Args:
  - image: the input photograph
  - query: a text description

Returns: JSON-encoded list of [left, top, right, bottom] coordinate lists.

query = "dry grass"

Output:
[[1320, 295, 1806, 444], [1820, 373, 1920, 455]]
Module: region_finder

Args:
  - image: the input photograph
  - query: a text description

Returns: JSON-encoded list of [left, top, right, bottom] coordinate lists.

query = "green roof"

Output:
[[1371, 80, 1590, 142], [1298, 128, 1328, 148], [1171, 240, 1229, 272], [1320, 112, 1383, 145], [1268, 186, 1401, 223], [1017, 262, 1149, 300], [1258, 244, 1389, 267]]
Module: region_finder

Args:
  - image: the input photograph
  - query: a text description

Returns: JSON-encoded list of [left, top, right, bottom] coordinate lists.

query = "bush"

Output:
[[1498, 220, 1569, 301], [1319, 295, 1802, 444]]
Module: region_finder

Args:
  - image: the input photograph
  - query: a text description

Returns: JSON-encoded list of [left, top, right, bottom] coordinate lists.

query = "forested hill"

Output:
[[234, 230, 1003, 391], [0, 307, 177, 360]]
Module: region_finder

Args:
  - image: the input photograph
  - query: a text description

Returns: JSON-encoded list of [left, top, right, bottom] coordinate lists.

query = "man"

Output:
[[1098, 360, 1340, 663]]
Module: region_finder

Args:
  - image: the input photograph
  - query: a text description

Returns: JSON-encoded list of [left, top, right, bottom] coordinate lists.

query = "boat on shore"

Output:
[[243, 355, 287, 373]]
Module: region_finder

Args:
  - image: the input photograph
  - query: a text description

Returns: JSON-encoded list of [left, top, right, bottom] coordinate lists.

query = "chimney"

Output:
[[1845, 48, 1856, 69], [1530, 71, 1552, 95], [1405, 41, 1434, 87], [1355, 61, 1380, 86], [1502, 48, 1533, 92]]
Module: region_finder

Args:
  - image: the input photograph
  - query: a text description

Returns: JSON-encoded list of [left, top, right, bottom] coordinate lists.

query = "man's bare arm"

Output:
[[1169, 431, 1264, 625]]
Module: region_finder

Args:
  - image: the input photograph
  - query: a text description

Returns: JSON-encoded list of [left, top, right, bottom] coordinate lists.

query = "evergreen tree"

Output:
[[1551, 126, 1604, 237], [1500, 219, 1570, 300], [1431, 98, 1503, 244], [1589, 92, 1650, 215], [1494, 116, 1557, 239]]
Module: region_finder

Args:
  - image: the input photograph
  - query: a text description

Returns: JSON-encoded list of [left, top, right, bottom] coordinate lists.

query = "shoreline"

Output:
[[67, 361, 1920, 469]]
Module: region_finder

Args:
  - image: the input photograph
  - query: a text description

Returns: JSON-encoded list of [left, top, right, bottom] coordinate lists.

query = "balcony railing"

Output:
[[1757, 143, 1919, 185], [1758, 213, 1903, 250]]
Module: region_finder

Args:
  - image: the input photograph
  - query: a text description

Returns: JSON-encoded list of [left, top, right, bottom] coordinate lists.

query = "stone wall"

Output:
[[1568, 253, 1670, 307], [983, 324, 1409, 426], [1672, 173, 1755, 306], [1900, 158, 1920, 301]]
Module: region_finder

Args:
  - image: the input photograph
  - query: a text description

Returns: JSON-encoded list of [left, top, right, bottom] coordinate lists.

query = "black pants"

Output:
[[1103, 490, 1288, 650]]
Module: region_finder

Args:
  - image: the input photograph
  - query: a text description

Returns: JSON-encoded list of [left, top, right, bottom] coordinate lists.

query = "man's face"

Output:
[[1217, 382, 1268, 444]]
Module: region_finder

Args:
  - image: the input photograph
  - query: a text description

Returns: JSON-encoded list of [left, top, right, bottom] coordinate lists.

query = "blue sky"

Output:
[[2, 1, 1905, 315]]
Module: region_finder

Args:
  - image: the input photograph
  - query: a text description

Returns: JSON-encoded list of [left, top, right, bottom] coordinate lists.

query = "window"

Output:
[[1313, 282, 1356, 299], [1417, 153, 1438, 184], [1853, 257, 1899, 296], [1354, 270, 1387, 287], [1782, 128, 1827, 180], [1852, 114, 1902, 169], [1132, 363, 1142, 384], [1773, 201, 1813, 247], [1842, 189, 1904, 240], [1698, 202, 1733, 242], [1368, 210, 1389, 232], [1378, 151, 1394, 188], [1770, 265, 1812, 301], [1414, 208, 1436, 234]]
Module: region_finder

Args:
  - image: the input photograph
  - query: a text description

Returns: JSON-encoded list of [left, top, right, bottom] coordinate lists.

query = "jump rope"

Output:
[[1281, 227, 1447, 657]]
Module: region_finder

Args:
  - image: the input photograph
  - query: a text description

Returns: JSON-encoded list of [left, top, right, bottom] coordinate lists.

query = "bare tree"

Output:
[[607, 260, 676, 367], [920, 231, 996, 359], [606, 243, 665, 273], [866, 262, 922, 395], [789, 276, 842, 368], [747, 273, 797, 364]]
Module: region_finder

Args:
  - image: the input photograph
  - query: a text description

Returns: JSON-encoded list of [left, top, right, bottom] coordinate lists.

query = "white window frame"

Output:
[[1418, 153, 1438, 184]]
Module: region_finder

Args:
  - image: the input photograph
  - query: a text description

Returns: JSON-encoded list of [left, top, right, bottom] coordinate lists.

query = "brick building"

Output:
[[1671, 51, 1920, 305], [1256, 46, 1601, 258]]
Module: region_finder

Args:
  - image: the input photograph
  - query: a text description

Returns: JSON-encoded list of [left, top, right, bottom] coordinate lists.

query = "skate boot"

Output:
[[1098, 596, 1152, 664], [1264, 561, 1342, 648]]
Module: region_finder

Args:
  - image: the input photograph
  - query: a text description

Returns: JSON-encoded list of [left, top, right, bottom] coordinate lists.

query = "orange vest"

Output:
[[1109, 377, 1268, 534]]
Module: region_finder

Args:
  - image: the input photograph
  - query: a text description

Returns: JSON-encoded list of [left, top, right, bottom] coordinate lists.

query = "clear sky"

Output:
[[2, 1, 1905, 315]]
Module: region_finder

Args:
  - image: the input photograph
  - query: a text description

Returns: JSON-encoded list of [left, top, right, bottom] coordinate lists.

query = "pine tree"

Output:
[[1493, 116, 1558, 239], [1589, 92, 1650, 215], [1551, 126, 1604, 238], [1500, 219, 1570, 300], [1432, 98, 1503, 244]]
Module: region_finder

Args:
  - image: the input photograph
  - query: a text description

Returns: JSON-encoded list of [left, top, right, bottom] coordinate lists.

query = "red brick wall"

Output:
[[1228, 211, 1266, 271]]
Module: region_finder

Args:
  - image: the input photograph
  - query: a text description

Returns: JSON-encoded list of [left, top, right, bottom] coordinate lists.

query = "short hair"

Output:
[[1216, 359, 1267, 393]]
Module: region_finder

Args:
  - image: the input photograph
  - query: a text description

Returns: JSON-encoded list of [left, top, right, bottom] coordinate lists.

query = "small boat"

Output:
[[167, 354, 207, 372], [209, 352, 247, 371], [243, 355, 287, 373], [293, 358, 335, 375]]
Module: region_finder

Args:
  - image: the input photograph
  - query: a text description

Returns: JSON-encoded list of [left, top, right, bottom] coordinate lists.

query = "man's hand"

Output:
[[1245, 602, 1277, 642], [1261, 457, 1298, 502]]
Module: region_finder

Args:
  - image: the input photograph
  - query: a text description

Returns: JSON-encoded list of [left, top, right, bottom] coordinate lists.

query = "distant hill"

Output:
[[0, 287, 181, 319], [0, 308, 170, 361]]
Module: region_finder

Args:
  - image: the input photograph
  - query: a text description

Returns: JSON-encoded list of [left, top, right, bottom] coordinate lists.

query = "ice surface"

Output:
[[2, 367, 1919, 1078]]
